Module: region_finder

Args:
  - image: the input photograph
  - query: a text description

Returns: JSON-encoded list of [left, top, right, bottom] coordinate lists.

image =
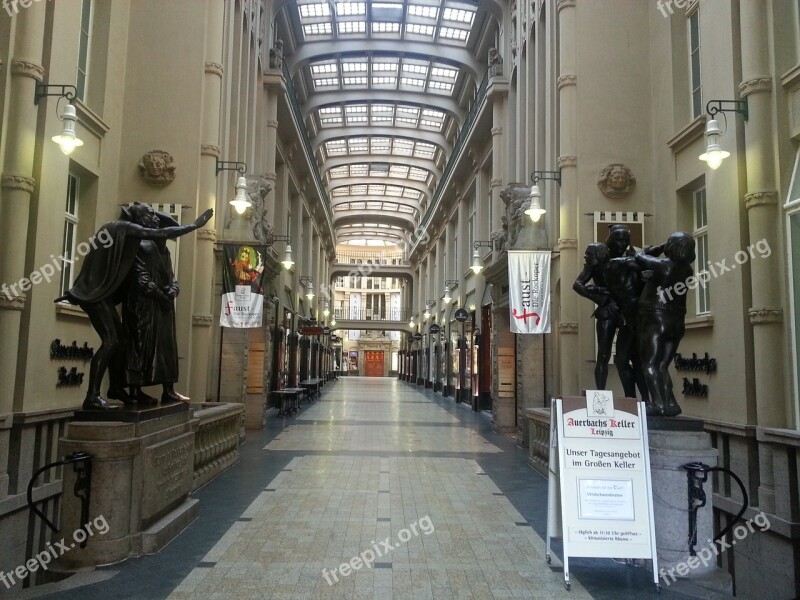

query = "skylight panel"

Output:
[[332, 187, 349, 196], [372, 115, 393, 123], [398, 205, 415, 213], [350, 201, 366, 209], [396, 106, 419, 116], [389, 165, 409, 177], [343, 76, 367, 85], [408, 5, 438, 19], [347, 115, 368, 124], [431, 67, 458, 79], [414, 142, 436, 158], [321, 116, 343, 125], [350, 164, 369, 175], [330, 166, 350, 178], [372, 76, 397, 85], [338, 21, 366, 34], [403, 189, 422, 199], [303, 23, 333, 36], [402, 63, 428, 75], [367, 201, 383, 210], [422, 108, 445, 119], [314, 77, 339, 88], [396, 116, 418, 125], [406, 24, 434, 36], [300, 3, 331, 18], [409, 167, 429, 180], [372, 62, 398, 72], [335, 2, 365, 15], [312, 63, 338, 75], [400, 77, 424, 87], [342, 61, 368, 72], [372, 104, 394, 113], [385, 186, 403, 196], [428, 80, 454, 92], [345, 105, 368, 113], [368, 185, 386, 195], [351, 185, 367, 194], [443, 7, 475, 24], [439, 26, 468, 41], [319, 107, 342, 115], [372, 22, 401, 33]]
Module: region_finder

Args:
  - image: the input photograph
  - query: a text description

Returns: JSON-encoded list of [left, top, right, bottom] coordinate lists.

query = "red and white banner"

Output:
[[508, 250, 551, 334]]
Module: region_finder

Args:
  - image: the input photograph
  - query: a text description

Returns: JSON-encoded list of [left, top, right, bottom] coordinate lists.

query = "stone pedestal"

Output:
[[57, 403, 199, 569], [648, 418, 731, 592]]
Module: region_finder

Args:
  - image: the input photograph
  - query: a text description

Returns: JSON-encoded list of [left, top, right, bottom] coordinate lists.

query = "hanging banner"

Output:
[[507, 250, 551, 334], [220, 244, 266, 328]]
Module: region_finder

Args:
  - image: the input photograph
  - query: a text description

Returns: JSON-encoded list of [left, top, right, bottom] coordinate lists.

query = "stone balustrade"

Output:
[[525, 407, 551, 477], [191, 402, 244, 491]]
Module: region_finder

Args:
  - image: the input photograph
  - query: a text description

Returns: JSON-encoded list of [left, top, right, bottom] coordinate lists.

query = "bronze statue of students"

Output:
[[573, 242, 619, 389], [635, 232, 696, 416], [56, 204, 213, 410]]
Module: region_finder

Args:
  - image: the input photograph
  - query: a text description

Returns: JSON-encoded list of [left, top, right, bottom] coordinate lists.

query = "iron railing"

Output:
[[281, 61, 334, 229], [334, 250, 408, 264], [412, 71, 490, 252], [334, 308, 410, 321]]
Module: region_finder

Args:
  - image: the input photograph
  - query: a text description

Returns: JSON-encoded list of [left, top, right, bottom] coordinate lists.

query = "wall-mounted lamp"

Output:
[[443, 279, 458, 304], [270, 234, 294, 270], [528, 170, 560, 222], [323, 302, 330, 317], [299, 276, 314, 300], [330, 318, 337, 327], [471, 241, 494, 274], [423, 300, 435, 320], [409, 317, 416, 328], [34, 84, 84, 156], [215, 159, 250, 214], [699, 99, 748, 170]]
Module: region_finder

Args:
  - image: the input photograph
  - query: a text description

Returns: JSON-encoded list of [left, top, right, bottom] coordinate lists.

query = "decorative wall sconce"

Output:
[[423, 300, 435, 320], [528, 170, 560, 222], [271, 235, 294, 270], [699, 99, 748, 170], [409, 317, 416, 328], [443, 279, 458, 304], [323, 302, 330, 317], [34, 84, 84, 156], [299, 276, 314, 300], [471, 241, 494, 274], [215, 159, 249, 214]]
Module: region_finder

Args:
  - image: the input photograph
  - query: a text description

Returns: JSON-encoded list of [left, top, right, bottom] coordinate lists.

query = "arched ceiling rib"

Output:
[[280, 0, 493, 246]]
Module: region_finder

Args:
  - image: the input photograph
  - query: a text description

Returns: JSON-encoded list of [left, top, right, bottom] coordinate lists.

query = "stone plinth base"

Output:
[[57, 403, 197, 569], [648, 418, 731, 592]]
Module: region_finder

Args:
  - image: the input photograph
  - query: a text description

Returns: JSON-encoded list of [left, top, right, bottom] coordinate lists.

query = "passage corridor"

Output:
[[39, 378, 701, 600]]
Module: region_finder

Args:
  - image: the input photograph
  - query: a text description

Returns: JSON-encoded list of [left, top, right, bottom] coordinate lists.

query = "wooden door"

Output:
[[364, 351, 384, 377]]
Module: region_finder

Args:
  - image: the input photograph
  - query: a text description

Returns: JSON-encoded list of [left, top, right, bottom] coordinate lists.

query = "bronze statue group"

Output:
[[56, 204, 214, 410], [573, 225, 696, 416]]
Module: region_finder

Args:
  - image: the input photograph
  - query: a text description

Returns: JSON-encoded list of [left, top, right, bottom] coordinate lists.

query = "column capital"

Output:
[[1, 174, 35, 194], [557, 0, 576, 12], [197, 229, 217, 242], [267, 119, 279, 129], [557, 238, 578, 250], [557, 74, 577, 90], [0, 296, 26, 311], [204, 62, 224, 77], [748, 307, 783, 325], [490, 178, 503, 187], [557, 155, 577, 169], [200, 144, 221, 158], [744, 189, 779, 210], [10, 60, 44, 81], [738, 76, 772, 98], [491, 126, 503, 136]]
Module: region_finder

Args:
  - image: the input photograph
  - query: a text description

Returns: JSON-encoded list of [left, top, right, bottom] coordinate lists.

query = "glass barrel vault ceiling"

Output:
[[281, 0, 491, 247]]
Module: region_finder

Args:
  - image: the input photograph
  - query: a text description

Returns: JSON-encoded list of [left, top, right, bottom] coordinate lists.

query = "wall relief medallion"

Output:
[[597, 163, 635, 199], [138, 150, 176, 187]]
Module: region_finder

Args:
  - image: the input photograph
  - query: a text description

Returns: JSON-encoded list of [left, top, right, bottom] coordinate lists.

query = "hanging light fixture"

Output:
[[229, 176, 252, 214], [443, 286, 452, 304], [52, 103, 84, 156], [409, 317, 416, 328], [300, 276, 314, 300], [699, 99, 748, 170], [330, 318, 336, 327], [281, 243, 294, 270], [323, 302, 330, 317], [525, 185, 547, 222]]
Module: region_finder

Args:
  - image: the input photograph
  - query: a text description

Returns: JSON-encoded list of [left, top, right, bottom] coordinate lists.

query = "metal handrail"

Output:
[[413, 71, 490, 246], [281, 61, 334, 229]]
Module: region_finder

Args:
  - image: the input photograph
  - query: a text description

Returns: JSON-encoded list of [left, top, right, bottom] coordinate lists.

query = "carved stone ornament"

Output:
[[488, 48, 504, 78], [138, 150, 176, 187], [597, 163, 636, 199], [247, 175, 275, 244]]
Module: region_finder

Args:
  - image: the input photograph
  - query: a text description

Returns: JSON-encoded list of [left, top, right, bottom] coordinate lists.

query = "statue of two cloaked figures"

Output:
[[573, 225, 696, 417], [56, 204, 214, 410]]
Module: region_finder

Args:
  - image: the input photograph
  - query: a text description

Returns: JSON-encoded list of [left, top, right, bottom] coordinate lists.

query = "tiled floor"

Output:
[[36, 377, 699, 600]]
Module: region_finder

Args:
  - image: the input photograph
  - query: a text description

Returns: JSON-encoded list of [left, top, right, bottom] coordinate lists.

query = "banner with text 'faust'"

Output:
[[508, 250, 551, 334], [220, 244, 266, 328]]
